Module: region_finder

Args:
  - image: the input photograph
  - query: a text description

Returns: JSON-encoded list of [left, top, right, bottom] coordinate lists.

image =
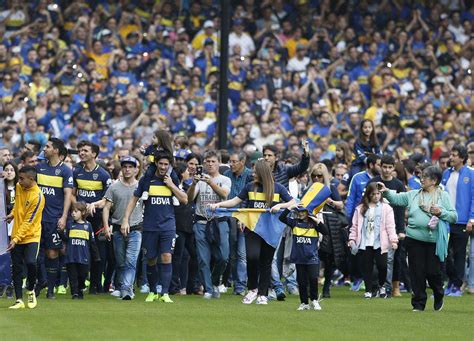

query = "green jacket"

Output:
[[384, 189, 457, 243]]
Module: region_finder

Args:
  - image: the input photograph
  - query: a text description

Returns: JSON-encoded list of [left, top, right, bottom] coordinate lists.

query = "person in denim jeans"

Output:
[[187, 151, 231, 299], [223, 152, 252, 295], [102, 156, 143, 300]]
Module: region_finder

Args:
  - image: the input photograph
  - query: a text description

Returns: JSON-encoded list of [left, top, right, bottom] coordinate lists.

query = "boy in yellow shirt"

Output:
[[6, 166, 45, 309]]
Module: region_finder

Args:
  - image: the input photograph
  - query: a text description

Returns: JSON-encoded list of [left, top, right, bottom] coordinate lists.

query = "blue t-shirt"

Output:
[[64, 221, 95, 265], [279, 209, 322, 264], [134, 174, 179, 232], [36, 161, 73, 223], [73, 164, 112, 204], [237, 182, 293, 209]]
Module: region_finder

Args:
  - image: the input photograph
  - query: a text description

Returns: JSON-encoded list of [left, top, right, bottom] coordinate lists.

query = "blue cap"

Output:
[[120, 156, 139, 167]]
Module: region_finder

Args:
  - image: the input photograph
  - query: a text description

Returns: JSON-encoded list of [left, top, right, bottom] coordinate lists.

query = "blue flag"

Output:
[[215, 208, 286, 248]]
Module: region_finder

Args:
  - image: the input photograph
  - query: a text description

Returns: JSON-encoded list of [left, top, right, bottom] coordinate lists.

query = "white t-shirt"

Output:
[[194, 175, 231, 218], [229, 32, 255, 57], [446, 170, 459, 209]]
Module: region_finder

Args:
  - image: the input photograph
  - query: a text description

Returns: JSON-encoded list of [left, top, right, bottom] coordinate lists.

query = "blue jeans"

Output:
[[271, 235, 298, 292], [194, 221, 229, 294], [469, 235, 474, 289], [113, 230, 142, 297], [0, 253, 11, 285], [233, 222, 247, 294]]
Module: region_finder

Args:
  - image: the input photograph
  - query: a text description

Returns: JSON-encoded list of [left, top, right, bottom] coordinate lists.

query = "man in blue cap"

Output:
[[102, 156, 143, 300]]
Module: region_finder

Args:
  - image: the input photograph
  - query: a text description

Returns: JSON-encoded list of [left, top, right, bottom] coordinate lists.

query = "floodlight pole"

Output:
[[217, 0, 230, 149]]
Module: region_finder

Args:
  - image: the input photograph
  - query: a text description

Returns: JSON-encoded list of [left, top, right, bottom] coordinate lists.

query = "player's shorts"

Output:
[[12, 242, 40, 265], [41, 221, 62, 249], [142, 230, 176, 260]]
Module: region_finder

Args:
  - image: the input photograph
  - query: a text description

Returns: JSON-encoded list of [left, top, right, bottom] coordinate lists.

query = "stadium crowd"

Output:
[[0, 0, 473, 312]]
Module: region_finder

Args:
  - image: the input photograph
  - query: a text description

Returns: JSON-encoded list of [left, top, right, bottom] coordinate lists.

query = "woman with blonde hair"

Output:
[[210, 160, 296, 305], [309, 163, 343, 210]]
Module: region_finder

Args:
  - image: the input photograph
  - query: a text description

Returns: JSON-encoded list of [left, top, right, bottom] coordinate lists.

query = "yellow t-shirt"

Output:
[[87, 51, 111, 79], [285, 38, 308, 59]]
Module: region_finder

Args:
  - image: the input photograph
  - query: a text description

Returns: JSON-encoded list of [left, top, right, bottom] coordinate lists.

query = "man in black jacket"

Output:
[[369, 155, 407, 297], [262, 142, 310, 300]]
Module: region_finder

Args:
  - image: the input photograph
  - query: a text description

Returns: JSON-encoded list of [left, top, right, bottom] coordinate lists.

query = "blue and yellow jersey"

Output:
[[228, 68, 246, 104], [110, 70, 137, 93], [144, 145, 157, 163], [237, 182, 292, 209], [73, 164, 111, 204], [134, 175, 178, 232], [279, 209, 325, 265], [64, 221, 95, 265], [36, 161, 73, 223]]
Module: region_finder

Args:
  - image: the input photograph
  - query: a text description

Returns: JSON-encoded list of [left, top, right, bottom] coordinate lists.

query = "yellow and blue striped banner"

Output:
[[299, 183, 332, 215], [215, 208, 286, 248]]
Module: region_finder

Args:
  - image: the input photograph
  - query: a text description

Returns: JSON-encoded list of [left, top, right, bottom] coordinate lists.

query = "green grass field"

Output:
[[0, 287, 473, 340]]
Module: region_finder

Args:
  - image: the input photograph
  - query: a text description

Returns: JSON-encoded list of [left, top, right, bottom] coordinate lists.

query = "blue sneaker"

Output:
[[447, 287, 463, 297], [351, 279, 363, 292], [444, 284, 453, 295]]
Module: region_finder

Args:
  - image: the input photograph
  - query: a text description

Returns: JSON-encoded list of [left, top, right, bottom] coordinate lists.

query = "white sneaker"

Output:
[[311, 299, 322, 310], [203, 293, 212, 300], [364, 292, 372, 299], [218, 284, 228, 293], [110, 290, 121, 297], [256, 295, 268, 305], [140, 284, 150, 294], [267, 288, 277, 300], [242, 289, 258, 304], [378, 287, 387, 298], [212, 286, 221, 299], [141, 191, 149, 201], [297, 303, 310, 311]]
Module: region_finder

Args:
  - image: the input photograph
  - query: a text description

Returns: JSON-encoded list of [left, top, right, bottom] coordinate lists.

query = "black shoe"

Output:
[[322, 291, 331, 298], [5, 285, 14, 299], [34, 282, 47, 297], [434, 296, 444, 311], [276, 291, 286, 301], [72, 294, 79, 299], [46, 292, 56, 299], [122, 294, 132, 300]]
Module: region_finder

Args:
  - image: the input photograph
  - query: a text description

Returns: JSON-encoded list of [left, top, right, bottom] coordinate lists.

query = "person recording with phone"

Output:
[[187, 150, 231, 299]]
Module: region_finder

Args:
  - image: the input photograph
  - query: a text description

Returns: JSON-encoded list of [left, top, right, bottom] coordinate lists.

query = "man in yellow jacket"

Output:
[[6, 166, 45, 309]]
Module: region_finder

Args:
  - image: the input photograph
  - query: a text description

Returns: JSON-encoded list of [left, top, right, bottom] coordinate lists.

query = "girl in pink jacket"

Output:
[[348, 183, 398, 299]]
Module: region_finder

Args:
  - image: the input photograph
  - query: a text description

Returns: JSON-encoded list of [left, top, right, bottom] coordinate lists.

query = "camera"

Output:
[[196, 165, 203, 176]]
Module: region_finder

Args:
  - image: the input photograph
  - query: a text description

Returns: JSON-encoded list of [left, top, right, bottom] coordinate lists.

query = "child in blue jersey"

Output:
[[139, 130, 175, 200], [62, 202, 99, 299], [351, 119, 381, 176], [279, 204, 328, 311]]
